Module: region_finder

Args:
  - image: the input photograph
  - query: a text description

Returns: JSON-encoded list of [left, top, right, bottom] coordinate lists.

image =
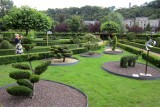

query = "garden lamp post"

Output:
[[46, 31, 52, 46]]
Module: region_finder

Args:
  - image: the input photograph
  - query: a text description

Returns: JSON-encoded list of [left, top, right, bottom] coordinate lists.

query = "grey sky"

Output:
[[12, 0, 153, 10]]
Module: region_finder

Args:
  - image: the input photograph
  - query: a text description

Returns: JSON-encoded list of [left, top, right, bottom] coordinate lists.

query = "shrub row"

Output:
[[0, 47, 50, 56], [142, 53, 160, 68], [0, 52, 51, 65], [117, 43, 143, 55], [119, 41, 160, 54], [118, 42, 160, 68]]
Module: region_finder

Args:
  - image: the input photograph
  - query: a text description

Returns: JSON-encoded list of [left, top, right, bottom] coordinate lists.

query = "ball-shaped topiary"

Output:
[[0, 40, 12, 49]]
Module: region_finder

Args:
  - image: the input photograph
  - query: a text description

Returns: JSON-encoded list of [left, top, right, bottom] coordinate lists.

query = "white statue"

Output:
[[145, 38, 156, 50]]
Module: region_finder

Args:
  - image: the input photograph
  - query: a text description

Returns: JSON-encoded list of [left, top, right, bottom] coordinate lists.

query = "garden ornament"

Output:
[[145, 38, 156, 50]]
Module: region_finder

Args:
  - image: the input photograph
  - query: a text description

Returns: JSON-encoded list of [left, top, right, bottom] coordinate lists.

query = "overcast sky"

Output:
[[12, 0, 153, 10]]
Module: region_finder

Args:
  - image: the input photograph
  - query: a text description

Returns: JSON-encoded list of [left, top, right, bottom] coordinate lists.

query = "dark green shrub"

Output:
[[84, 42, 98, 51], [23, 44, 35, 52], [155, 37, 160, 47], [21, 37, 33, 44], [50, 45, 73, 62], [12, 63, 30, 70], [9, 71, 31, 80], [120, 55, 138, 68], [17, 79, 33, 89], [30, 74, 40, 83], [126, 32, 136, 41], [7, 86, 32, 96], [34, 61, 51, 75], [28, 54, 39, 61], [112, 33, 117, 51], [84, 33, 96, 42], [0, 40, 13, 49]]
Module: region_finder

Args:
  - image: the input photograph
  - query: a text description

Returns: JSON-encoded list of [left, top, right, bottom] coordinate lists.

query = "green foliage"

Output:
[[145, 35, 151, 41], [30, 74, 40, 83], [112, 33, 117, 51], [145, 24, 151, 31], [84, 33, 96, 42], [51, 45, 73, 62], [84, 42, 98, 51], [0, 40, 12, 49], [17, 79, 33, 89], [28, 54, 39, 61], [2, 6, 52, 36], [120, 55, 138, 68], [101, 12, 125, 33], [126, 32, 136, 41], [7, 86, 32, 96], [23, 44, 35, 52], [142, 53, 160, 68], [21, 37, 33, 44], [101, 21, 120, 34], [12, 63, 30, 70], [9, 71, 31, 80], [155, 37, 160, 47], [34, 61, 51, 75]]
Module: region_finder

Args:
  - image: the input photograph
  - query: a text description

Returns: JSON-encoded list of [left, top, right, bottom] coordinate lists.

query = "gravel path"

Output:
[[102, 61, 160, 79], [103, 48, 123, 55], [80, 52, 102, 58], [0, 80, 87, 107]]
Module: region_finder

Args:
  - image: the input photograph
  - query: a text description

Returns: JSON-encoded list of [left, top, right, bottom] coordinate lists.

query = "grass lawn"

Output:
[[0, 47, 160, 107]]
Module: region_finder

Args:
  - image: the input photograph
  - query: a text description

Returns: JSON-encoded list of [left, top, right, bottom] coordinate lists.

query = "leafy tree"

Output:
[[2, 6, 53, 36], [101, 21, 120, 35], [0, 0, 13, 17], [112, 33, 117, 51], [54, 23, 68, 32], [100, 12, 125, 33], [126, 25, 143, 33], [145, 23, 151, 31], [70, 15, 81, 32], [88, 22, 101, 33]]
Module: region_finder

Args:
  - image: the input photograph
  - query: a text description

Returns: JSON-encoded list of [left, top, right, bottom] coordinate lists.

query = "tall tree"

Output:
[[0, 0, 13, 17], [2, 6, 53, 36]]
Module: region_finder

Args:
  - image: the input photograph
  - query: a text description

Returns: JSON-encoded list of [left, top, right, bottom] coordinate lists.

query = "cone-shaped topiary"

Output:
[[7, 38, 51, 98]]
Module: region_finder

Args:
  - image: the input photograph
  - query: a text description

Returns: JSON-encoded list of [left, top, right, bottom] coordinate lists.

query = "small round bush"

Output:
[[30, 74, 40, 83], [7, 86, 32, 96], [12, 63, 30, 70], [35, 65, 47, 75], [9, 71, 31, 80], [0, 40, 12, 49], [17, 79, 33, 89]]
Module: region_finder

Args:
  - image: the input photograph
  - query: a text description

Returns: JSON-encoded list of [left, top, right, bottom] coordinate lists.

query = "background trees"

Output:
[[2, 6, 53, 36]]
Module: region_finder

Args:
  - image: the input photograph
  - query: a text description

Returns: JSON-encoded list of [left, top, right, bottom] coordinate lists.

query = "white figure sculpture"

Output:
[[145, 38, 156, 50]]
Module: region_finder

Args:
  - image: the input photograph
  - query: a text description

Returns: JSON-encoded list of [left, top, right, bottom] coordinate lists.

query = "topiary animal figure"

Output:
[[7, 38, 51, 98], [112, 33, 117, 51], [51, 45, 73, 62], [120, 55, 138, 68]]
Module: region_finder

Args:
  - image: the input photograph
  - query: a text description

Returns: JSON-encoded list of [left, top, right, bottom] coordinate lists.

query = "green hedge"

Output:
[[117, 43, 143, 55], [0, 47, 50, 56], [0, 52, 51, 65], [118, 42, 160, 68], [142, 53, 160, 68], [119, 41, 160, 54]]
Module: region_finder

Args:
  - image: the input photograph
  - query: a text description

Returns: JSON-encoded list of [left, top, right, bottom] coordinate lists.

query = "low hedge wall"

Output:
[[142, 53, 160, 68], [118, 42, 160, 68], [0, 47, 50, 56], [119, 41, 160, 54], [0, 52, 51, 65]]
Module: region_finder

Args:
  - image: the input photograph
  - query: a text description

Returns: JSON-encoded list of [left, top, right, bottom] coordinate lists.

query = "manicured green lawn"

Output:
[[0, 47, 160, 107]]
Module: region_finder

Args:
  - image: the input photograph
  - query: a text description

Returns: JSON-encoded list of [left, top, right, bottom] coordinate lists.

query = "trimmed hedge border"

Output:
[[119, 40, 160, 54], [0, 47, 50, 56], [118, 42, 160, 68]]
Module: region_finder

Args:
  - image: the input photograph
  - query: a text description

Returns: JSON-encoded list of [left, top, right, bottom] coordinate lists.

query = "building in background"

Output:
[[124, 17, 160, 31]]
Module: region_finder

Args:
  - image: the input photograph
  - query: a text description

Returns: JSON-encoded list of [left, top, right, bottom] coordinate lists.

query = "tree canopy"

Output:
[[2, 6, 53, 35]]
